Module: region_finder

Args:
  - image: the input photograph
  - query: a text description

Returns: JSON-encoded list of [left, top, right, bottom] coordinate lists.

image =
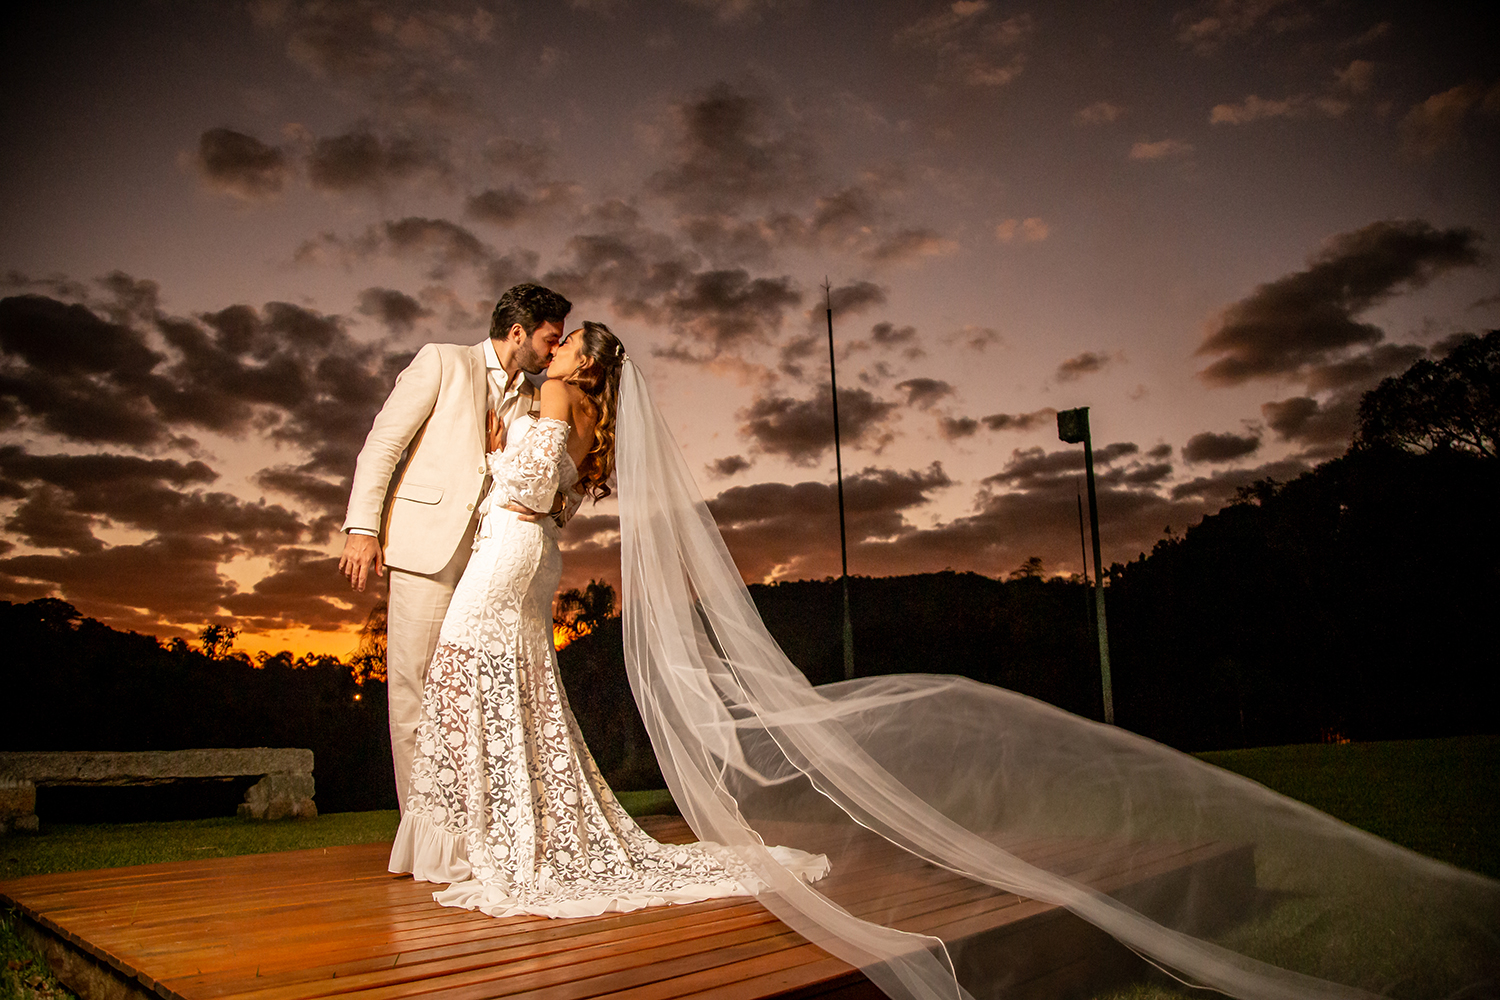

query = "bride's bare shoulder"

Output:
[[539, 377, 576, 418]]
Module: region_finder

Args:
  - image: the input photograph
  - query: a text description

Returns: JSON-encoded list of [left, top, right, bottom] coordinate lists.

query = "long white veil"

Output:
[[613, 358, 1499, 1000]]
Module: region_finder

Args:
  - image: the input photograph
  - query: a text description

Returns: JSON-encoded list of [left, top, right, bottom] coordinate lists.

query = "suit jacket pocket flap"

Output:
[[395, 482, 444, 505]]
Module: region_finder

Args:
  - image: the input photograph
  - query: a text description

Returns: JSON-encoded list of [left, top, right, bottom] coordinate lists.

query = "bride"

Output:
[[394, 322, 1498, 999]]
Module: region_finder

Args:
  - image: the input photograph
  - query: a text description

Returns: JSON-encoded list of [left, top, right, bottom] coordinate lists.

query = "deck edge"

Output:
[[8, 902, 172, 1000]]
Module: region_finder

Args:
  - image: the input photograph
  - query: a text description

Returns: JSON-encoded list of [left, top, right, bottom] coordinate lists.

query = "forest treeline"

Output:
[[3, 332, 1495, 810]]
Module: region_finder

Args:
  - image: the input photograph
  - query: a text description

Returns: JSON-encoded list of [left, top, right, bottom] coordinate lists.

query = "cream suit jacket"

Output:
[[343, 341, 493, 576]]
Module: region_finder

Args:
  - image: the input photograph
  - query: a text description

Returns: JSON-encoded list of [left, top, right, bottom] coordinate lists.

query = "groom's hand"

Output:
[[486, 409, 504, 453], [339, 533, 385, 592]]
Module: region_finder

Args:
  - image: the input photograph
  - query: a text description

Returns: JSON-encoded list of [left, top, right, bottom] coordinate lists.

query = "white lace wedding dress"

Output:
[[388, 412, 828, 918]]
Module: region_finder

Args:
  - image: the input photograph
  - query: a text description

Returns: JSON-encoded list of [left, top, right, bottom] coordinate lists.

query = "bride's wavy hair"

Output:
[[562, 321, 626, 501]]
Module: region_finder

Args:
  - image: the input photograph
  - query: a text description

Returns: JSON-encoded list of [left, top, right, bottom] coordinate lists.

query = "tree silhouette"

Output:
[[1357, 330, 1498, 458], [198, 623, 239, 660], [555, 580, 617, 643], [351, 601, 388, 685], [1008, 556, 1046, 580]]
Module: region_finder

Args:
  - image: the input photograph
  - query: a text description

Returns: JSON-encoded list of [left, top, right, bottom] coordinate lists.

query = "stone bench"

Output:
[[0, 749, 316, 834]]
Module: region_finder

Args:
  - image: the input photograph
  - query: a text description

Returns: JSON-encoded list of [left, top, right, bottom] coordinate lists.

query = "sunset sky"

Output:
[[2, 0, 1496, 658]]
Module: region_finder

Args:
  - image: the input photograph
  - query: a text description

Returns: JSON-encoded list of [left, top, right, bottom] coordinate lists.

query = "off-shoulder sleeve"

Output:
[[497, 417, 571, 512]]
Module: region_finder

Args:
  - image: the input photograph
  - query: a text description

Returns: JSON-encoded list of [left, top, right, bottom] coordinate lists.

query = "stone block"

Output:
[[238, 771, 317, 821], [0, 777, 37, 834]]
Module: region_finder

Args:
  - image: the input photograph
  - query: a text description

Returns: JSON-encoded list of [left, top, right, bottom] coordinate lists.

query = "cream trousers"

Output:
[[385, 519, 476, 814]]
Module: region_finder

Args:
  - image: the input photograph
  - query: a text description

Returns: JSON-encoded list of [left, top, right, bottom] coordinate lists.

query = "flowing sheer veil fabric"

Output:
[[613, 359, 1499, 1000]]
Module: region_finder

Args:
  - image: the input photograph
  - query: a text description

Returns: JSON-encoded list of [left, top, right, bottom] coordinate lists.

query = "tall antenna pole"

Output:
[[825, 279, 855, 681]]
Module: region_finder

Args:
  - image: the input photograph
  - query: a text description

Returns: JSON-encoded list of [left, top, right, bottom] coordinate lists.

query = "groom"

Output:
[[339, 282, 572, 812]]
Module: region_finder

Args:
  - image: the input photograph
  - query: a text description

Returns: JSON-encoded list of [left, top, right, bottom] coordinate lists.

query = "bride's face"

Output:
[[547, 328, 587, 379]]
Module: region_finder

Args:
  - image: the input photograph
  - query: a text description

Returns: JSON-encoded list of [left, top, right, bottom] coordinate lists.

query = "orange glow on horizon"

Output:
[[234, 625, 364, 661]]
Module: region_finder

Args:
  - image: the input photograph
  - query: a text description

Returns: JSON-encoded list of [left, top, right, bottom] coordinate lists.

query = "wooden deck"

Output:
[[1, 815, 1253, 1000]]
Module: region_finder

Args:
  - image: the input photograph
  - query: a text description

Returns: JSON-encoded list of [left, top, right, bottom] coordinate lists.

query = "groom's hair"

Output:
[[490, 284, 572, 339]]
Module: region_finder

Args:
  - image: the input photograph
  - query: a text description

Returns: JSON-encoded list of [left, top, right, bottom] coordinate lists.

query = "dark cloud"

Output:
[[1399, 82, 1500, 160], [952, 326, 1001, 352], [648, 81, 818, 214], [221, 548, 377, 632], [661, 270, 802, 354], [5, 484, 103, 554], [1173, 0, 1307, 55], [865, 228, 955, 264], [0, 447, 216, 492], [307, 130, 449, 193], [0, 279, 420, 638], [1433, 331, 1482, 357], [828, 280, 887, 315], [739, 385, 899, 465], [1182, 430, 1262, 463], [356, 287, 432, 333], [706, 463, 952, 580], [379, 217, 491, 279], [1147, 443, 1173, 459], [0, 294, 167, 445], [253, 467, 348, 540], [983, 443, 1140, 491], [981, 409, 1054, 432], [760, 443, 1194, 582], [777, 333, 822, 378], [707, 454, 752, 478], [894, 378, 953, 409], [1118, 462, 1174, 485], [2, 285, 394, 525], [895, 5, 1033, 88], [1055, 351, 1115, 382], [676, 183, 925, 267], [195, 128, 289, 201], [481, 251, 544, 297], [0, 448, 302, 555], [544, 226, 802, 360], [1259, 393, 1361, 452], [938, 416, 979, 440], [1303, 342, 1425, 393], [1196, 220, 1484, 386], [466, 183, 580, 227], [870, 322, 916, 347], [296, 217, 498, 281], [1170, 458, 1314, 504], [0, 534, 240, 623], [251, 0, 493, 121], [2, 290, 392, 482]]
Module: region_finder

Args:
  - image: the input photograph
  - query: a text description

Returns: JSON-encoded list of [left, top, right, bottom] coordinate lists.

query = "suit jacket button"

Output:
[[478, 465, 486, 473], [466, 503, 475, 511]]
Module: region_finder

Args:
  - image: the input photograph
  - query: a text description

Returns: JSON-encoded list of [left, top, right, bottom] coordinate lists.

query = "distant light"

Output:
[[353, 693, 362, 702]]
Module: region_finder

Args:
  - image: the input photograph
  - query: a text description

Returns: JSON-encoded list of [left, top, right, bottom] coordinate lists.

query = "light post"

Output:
[[1058, 406, 1114, 724]]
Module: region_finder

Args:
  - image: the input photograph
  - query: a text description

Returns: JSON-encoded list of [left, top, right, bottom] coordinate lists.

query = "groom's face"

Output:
[[511, 320, 564, 373]]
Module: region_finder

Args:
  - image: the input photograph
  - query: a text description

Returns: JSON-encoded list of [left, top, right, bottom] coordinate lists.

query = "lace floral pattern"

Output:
[[393, 416, 825, 917]]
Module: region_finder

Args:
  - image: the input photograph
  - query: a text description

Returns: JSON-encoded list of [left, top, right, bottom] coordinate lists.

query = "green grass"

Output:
[[1196, 734, 1500, 879], [0, 810, 401, 881], [1, 789, 680, 882]]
